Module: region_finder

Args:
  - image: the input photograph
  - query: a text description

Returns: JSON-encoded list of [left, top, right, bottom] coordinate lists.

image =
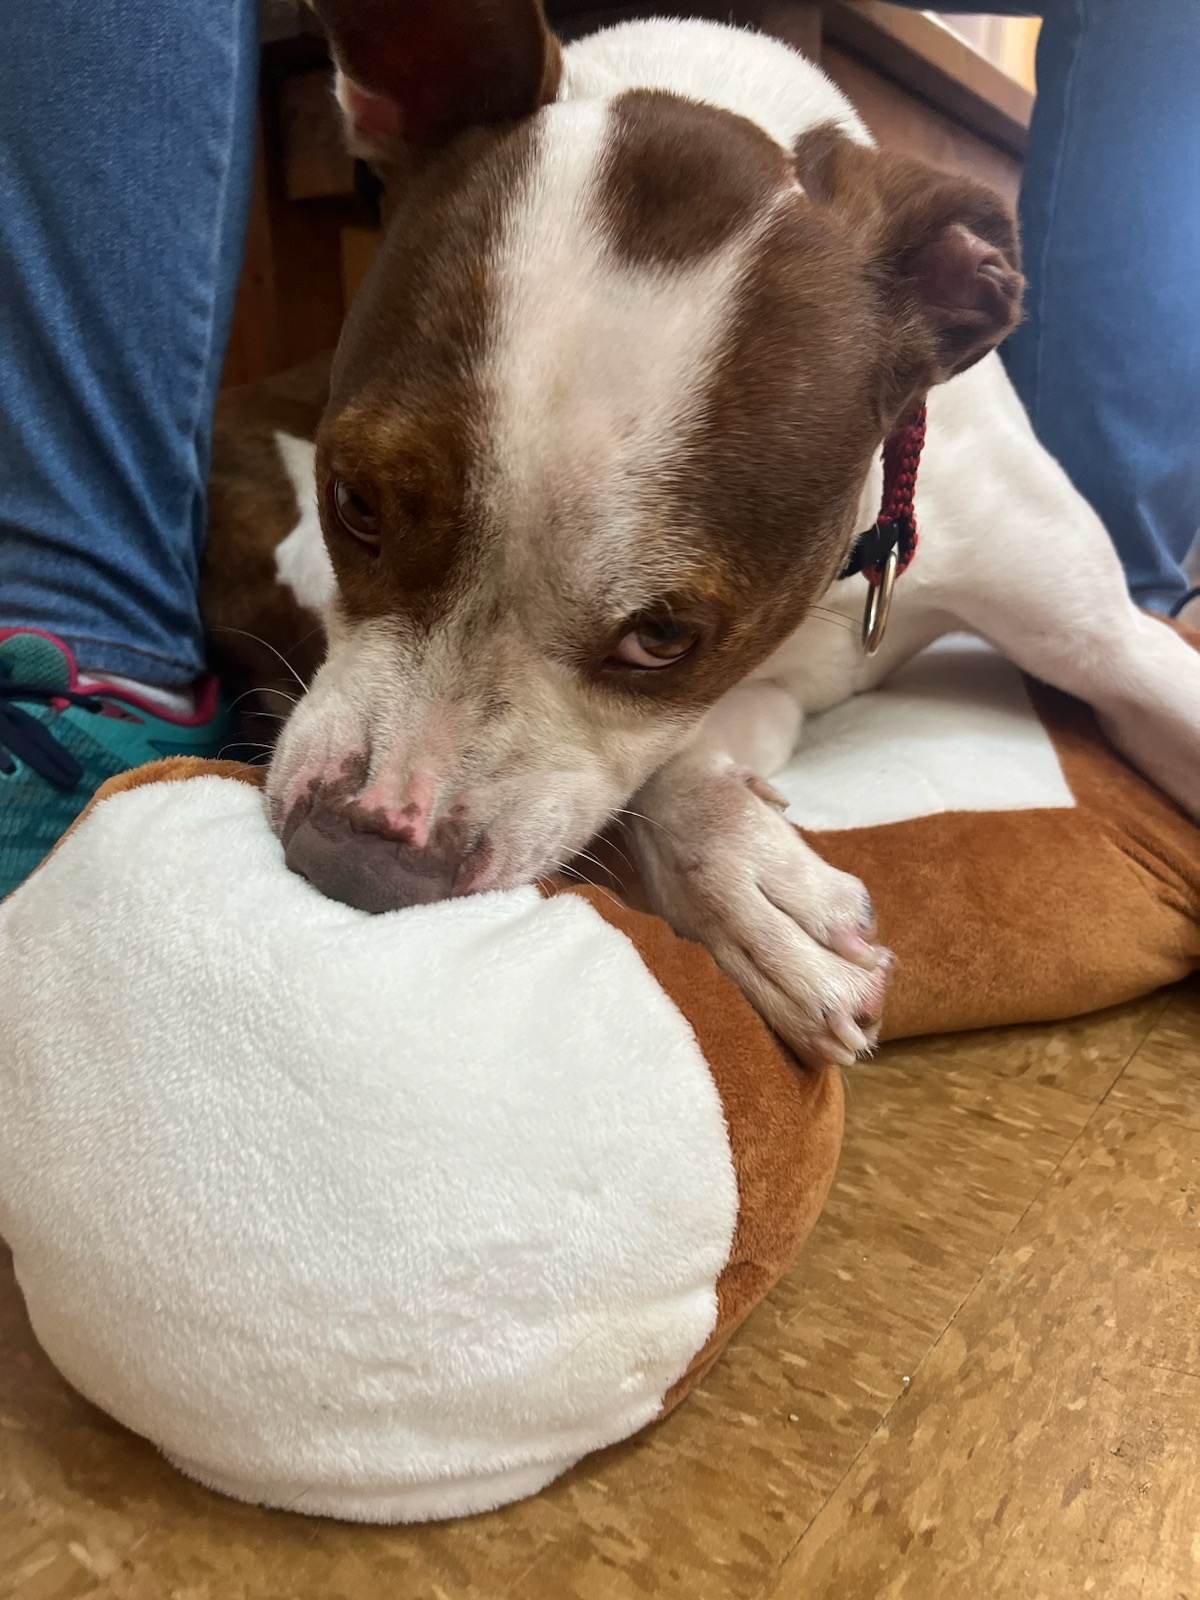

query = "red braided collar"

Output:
[[839, 405, 927, 585]]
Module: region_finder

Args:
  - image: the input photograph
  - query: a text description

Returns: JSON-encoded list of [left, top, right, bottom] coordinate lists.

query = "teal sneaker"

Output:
[[0, 629, 231, 898]]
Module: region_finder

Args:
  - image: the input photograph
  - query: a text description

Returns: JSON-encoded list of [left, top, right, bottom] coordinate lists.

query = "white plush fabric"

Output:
[[0, 777, 738, 1523], [774, 637, 1076, 831]]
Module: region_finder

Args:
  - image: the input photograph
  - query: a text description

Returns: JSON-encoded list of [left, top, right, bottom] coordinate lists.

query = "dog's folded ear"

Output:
[[309, 0, 561, 162], [795, 124, 1023, 414]]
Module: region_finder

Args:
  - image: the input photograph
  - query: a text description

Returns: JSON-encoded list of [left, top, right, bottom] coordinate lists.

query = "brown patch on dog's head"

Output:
[[599, 91, 789, 270], [303, 4, 561, 622], [660, 189, 888, 701], [316, 115, 543, 628]]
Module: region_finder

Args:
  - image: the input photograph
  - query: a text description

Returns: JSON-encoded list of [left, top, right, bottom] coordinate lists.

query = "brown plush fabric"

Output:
[[811, 676, 1199, 1041], [554, 887, 844, 1415], [87, 756, 267, 800]]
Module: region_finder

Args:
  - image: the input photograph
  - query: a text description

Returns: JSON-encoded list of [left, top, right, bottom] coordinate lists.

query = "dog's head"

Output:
[[269, 2, 1022, 911]]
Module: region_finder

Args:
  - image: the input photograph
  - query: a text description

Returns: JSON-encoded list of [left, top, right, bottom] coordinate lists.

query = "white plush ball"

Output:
[[1, 773, 742, 1522]]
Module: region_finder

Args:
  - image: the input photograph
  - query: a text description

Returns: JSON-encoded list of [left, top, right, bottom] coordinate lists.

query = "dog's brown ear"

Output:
[[310, 0, 561, 161], [795, 125, 1023, 415]]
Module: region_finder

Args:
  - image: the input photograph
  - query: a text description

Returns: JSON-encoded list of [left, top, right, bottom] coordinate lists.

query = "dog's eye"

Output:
[[609, 615, 699, 670], [329, 477, 381, 548]]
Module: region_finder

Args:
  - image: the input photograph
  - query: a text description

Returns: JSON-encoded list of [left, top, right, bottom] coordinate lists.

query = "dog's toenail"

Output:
[[830, 930, 881, 969], [830, 1013, 870, 1057], [813, 1037, 858, 1069], [745, 772, 790, 811]]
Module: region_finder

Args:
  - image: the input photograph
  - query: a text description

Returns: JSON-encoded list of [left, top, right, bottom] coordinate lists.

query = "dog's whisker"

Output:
[[217, 742, 274, 762], [212, 626, 309, 693], [612, 806, 685, 847], [571, 847, 620, 885], [605, 839, 635, 874], [612, 806, 659, 829], [224, 687, 296, 718], [287, 624, 326, 655], [596, 816, 635, 870], [807, 606, 857, 634], [591, 833, 635, 874], [573, 843, 618, 872], [553, 860, 624, 914]]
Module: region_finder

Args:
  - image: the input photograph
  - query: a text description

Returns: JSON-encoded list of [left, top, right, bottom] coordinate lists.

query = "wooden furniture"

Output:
[[223, 1, 1033, 388]]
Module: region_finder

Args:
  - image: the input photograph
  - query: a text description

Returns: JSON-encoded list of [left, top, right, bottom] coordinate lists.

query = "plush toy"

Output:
[[0, 631, 1195, 1525], [0, 758, 841, 1523]]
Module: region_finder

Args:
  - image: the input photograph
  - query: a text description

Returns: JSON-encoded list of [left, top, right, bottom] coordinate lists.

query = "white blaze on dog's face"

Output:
[[268, 4, 1021, 911]]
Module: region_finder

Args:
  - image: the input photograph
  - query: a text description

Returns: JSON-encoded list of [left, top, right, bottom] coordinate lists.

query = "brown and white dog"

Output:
[[210, 2, 1200, 1068]]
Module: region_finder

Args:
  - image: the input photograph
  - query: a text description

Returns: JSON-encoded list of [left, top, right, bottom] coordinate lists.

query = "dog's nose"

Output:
[[283, 805, 465, 913]]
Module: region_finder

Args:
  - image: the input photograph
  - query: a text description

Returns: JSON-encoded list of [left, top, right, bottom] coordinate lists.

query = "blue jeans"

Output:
[[892, 0, 1200, 610], [0, 0, 257, 684], [0, 2, 1195, 685]]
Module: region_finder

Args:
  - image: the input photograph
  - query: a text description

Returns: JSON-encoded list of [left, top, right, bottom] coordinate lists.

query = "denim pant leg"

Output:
[[0, 0, 258, 684], [874, 2, 1200, 609]]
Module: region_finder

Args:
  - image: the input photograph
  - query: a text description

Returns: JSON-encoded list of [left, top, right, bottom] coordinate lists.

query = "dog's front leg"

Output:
[[628, 682, 893, 1067]]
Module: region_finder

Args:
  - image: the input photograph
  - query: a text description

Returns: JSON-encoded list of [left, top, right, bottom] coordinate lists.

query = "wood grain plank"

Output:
[[261, 0, 321, 43], [823, 45, 1022, 204], [1106, 978, 1200, 1131], [821, 1, 1032, 156], [340, 225, 382, 309], [879, 990, 1176, 1106], [279, 69, 354, 202], [765, 1103, 1200, 1600]]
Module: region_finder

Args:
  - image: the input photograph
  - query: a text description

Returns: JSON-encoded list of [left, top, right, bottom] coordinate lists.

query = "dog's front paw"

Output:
[[631, 761, 893, 1067]]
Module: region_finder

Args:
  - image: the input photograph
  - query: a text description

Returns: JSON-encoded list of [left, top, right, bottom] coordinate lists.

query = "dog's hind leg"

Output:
[[929, 394, 1200, 819]]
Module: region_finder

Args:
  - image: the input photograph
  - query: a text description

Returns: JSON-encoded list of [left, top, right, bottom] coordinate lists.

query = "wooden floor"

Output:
[[2, 978, 1198, 1599]]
